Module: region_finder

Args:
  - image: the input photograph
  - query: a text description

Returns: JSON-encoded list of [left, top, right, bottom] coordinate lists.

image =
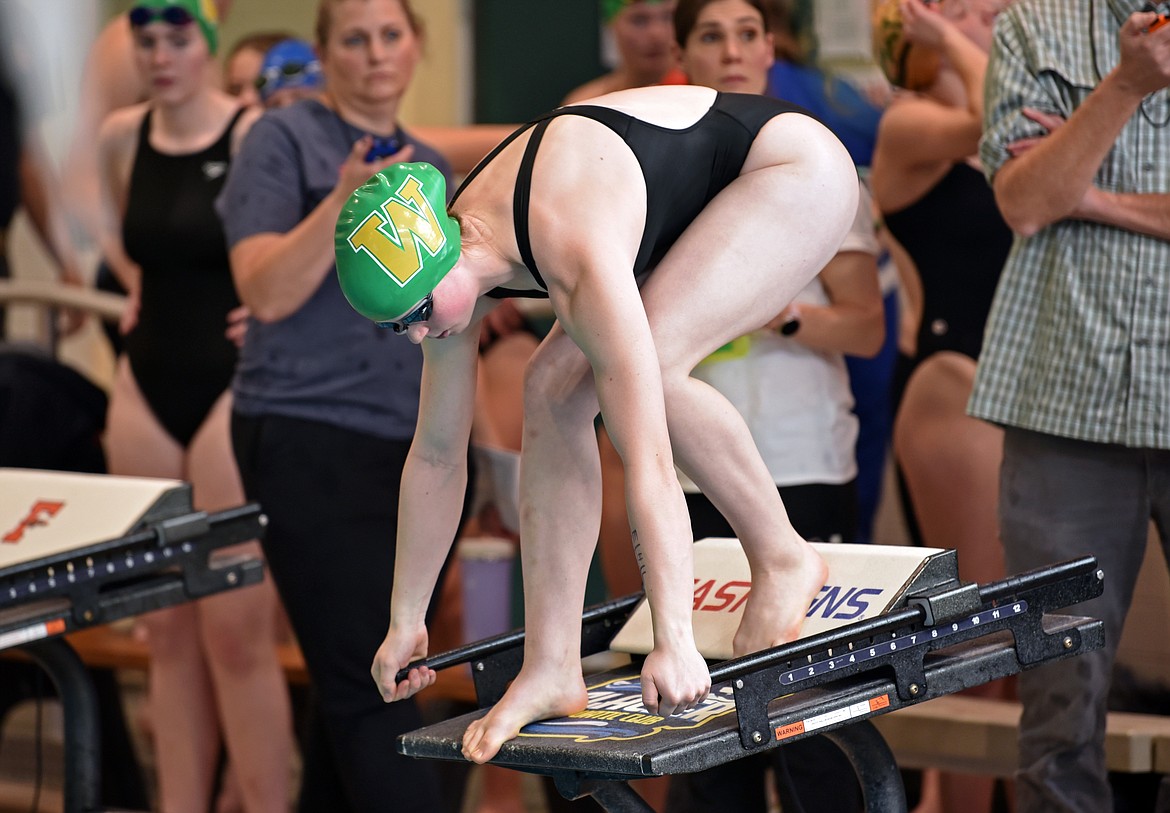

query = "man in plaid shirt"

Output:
[[971, 0, 1170, 809]]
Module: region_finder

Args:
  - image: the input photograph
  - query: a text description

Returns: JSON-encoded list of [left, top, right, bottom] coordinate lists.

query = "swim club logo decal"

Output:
[[345, 174, 448, 287], [3, 501, 65, 544], [518, 675, 737, 743]]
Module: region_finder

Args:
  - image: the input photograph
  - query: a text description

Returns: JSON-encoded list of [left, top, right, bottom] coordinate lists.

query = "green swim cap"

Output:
[[601, 0, 667, 24], [335, 163, 461, 325], [130, 0, 219, 55]]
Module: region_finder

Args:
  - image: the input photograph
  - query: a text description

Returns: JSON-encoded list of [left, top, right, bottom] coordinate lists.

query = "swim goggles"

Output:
[[376, 292, 434, 334], [254, 61, 323, 95], [129, 5, 196, 28]]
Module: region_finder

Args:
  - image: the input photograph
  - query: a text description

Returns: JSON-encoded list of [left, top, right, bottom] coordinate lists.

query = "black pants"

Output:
[[686, 481, 859, 546], [232, 412, 450, 813], [670, 480, 864, 813]]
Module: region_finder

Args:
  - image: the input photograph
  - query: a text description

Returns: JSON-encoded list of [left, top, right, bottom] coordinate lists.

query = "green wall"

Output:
[[473, 0, 605, 123]]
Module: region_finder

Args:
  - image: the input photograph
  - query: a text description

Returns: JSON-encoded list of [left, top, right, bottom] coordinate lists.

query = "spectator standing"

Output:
[[94, 2, 293, 811], [217, 1, 458, 810], [971, 0, 1170, 810]]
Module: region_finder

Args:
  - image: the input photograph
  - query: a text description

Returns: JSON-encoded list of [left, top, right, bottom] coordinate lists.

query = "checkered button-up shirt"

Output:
[[970, 0, 1170, 448]]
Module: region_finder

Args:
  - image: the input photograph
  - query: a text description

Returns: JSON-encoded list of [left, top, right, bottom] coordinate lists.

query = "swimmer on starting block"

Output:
[[333, 84, 858, 765]]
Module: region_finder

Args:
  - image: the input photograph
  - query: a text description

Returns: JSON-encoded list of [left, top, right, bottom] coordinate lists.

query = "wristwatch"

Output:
[[779, 312, 801, 336]]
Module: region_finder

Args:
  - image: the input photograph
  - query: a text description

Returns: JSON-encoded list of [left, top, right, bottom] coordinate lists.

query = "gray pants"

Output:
[[1000, 427, 1170, 813]]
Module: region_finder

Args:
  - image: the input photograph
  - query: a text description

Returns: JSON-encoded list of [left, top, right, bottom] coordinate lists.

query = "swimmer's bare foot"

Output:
[[733, 541, 828, 657], [461, 666, 588, 764]]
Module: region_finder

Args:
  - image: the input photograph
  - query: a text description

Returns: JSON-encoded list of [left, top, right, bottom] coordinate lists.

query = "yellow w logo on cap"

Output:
[[345, 175, 447, 287]]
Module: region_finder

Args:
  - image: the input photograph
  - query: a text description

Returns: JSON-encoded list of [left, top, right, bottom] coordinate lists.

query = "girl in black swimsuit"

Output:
[[870, 1, 1012, 811], [96, 4, 293, 811], [334, 82, 859, 766]]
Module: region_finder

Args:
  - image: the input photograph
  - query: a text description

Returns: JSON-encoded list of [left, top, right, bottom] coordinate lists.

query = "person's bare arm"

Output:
[[870, 1, 988, 210], [901, 0, 989, 123], [1011, 108, 1170, 237], [371, 312, 485, 700], [1073, 187, 1170, 239], [64, 18, 144, 244], [18, 144, 82, 280], [535, 144, 708, 712], [94, 107, 144, 294], [230, 137, 414, 323], [882, 226, 923, 357], [993, 12, 1170, 235], [771, 249, 884, 357], [18, 142, 88, 332], [94, 106, 148, 333], [553, 259, 709, 715]]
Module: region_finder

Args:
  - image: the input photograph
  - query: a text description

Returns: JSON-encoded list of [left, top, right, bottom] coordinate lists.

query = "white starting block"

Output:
[[0, 468, 264, 644], [398, 539, 1104, 813], [0, 467, 267, 813]]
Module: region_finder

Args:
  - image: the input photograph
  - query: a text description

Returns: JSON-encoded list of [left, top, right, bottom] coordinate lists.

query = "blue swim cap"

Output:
[[255, 39, 322, 104]]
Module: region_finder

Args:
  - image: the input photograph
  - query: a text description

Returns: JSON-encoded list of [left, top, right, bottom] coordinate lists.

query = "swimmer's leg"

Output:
[[640, 113, 857, 656]]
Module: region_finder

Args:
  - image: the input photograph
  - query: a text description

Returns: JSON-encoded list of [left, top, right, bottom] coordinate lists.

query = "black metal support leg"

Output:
[[21, 638, 101, 813], [823, 721, 908, 813], [553, 773, 656, 813]]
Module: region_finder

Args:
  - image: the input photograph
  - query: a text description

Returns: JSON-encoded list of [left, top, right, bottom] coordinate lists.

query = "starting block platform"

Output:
[[399, 540, 1104, 812], [0, 467, 267, 813]]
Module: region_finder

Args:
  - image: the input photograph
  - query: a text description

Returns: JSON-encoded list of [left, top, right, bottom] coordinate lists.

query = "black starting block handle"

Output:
[[711, 556, 1101, 686], [56, 504, 268, 625], [719, 556, 1103, 751], [978, 555, 1102, 610], [395, 592, 644, 707]]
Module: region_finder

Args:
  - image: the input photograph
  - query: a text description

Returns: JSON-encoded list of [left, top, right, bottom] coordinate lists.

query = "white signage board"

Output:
[[610, 537, 948, 661]]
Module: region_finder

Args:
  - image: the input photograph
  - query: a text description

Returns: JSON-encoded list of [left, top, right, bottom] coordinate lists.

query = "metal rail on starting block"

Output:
[[397, 540, 1105, 813], [0, 468, 268, 813]]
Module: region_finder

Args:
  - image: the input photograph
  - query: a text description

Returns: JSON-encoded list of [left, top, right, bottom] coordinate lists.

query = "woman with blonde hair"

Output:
[[217, 0, 459, 809]]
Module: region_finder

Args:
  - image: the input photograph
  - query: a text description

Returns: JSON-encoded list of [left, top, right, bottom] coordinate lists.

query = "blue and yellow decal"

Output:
[[517, 674, 737, 744]]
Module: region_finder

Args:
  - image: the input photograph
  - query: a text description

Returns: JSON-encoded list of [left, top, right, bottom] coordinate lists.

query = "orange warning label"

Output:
[[774, 692, 892, 742], [775, 721, 806, 741]]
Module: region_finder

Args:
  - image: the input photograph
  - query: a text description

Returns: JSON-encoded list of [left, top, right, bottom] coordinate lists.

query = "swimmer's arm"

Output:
[[877, 0, 987, 168], [374, 311, 486, 700], [551, 269, 697, 648], [874, 93, 983, 170], [391, 324, 482, 626], [528, 122, 697, 658], [552, 268, 709, 713], [19, 143, 83, 284], [63, 17, 143, 243]]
